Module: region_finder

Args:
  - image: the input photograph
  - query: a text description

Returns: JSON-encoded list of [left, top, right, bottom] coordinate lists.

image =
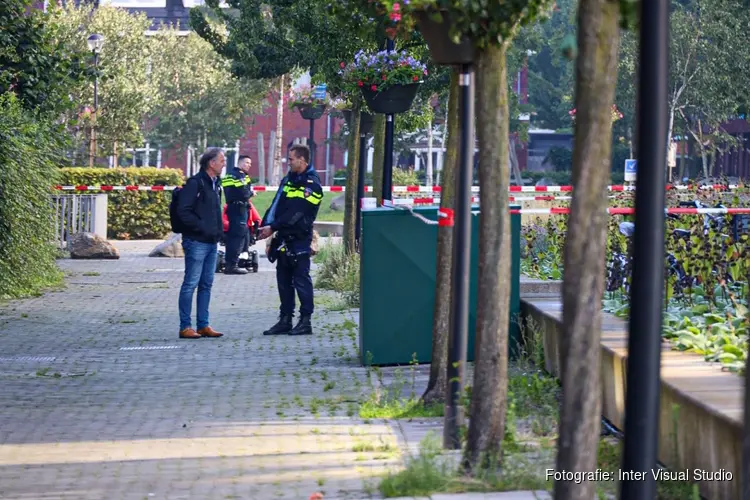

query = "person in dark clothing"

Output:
[[176, 147, 225, 340], [258, 144, 324, 336], [221, 154, 255, 274]]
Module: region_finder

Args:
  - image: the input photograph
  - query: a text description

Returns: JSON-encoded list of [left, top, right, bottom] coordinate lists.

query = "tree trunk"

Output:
[[426, 118, 434, 186], [678, 139, 686, 180], [258, 132, 266, 184], [272, 75, 285, 185], [463, 43, 512, 472], [113, 141, 119, 168], [268, 131, 277, 181], [554, 2, 620, 499], [422, 70, 459, 405], [628, 126, 633, 158], [509, 135, 523, 185], [371, 115, 386, 204], [667, 103, 676, 175], [343, 105, 361, 254]]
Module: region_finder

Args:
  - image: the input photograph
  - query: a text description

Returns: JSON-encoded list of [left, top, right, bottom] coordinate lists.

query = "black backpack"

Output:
[[169, 176, 205, 234]]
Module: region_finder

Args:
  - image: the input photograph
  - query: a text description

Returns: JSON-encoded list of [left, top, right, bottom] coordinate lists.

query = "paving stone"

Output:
[[0, 245, 394, 499]]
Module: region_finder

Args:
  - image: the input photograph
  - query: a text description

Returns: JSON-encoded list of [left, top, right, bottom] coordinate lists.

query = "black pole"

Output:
[[444, 64, 474, 449], [619, 1, 668, 499], [92, 51, 99, 168], [355, 132, 367, 248], [93, 53, 99, 110], [382, 38, 396, 204], [309, 118, 316, 168]]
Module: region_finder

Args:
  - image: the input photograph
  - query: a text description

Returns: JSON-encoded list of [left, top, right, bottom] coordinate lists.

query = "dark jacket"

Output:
[[176, 170, 223, 244], [221, 166, 254, 204], [261, 166, 323, 250]]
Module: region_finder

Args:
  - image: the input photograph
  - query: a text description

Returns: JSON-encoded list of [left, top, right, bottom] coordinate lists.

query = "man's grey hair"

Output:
[[199, 147, 224, 171]]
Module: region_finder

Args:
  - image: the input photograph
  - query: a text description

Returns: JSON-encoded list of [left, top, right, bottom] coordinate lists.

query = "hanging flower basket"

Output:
[[361, 83, 421, 114], [342, 50, 427, 114], [414, 10, 474, 65], [343, 110, 376, 135], [296, 103, 327, 120]]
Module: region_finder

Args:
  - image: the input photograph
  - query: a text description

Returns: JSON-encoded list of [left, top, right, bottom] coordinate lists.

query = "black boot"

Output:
[[289, 315, 313, 336], [263, 314, 293, 335], [225, 265, 248, 275]]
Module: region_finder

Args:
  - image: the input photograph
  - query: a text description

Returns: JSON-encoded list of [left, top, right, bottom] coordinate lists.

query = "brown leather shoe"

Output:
[[197, 326, 223, 338], [179, 328, 201, 339]]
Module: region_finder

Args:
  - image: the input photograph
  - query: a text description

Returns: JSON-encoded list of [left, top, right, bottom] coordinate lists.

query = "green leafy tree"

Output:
[[523, 0, 577, 131], [190, 0, 314, 79], [146, 26, 269, 174], [0, 0, 87, 114], [49, 4, 154, 164], [618, 0, 750, 179]]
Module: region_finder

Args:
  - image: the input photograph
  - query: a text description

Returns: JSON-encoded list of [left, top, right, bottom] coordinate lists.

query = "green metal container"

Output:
[[358, 205, 521, 366]]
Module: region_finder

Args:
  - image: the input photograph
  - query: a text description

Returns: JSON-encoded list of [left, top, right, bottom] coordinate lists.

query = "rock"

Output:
[[69, 232, 120, 260], [329, 194, 345, 211], [149, 233, 184, 258]]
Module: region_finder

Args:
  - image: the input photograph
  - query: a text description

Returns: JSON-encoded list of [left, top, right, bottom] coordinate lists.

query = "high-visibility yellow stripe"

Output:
[[221, 178, 244, 187], [286, 189, 322, 205]]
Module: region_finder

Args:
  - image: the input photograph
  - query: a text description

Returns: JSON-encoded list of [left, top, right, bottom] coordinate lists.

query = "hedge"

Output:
[[58, 167, 185, 240], [0, 94, 63, 299]]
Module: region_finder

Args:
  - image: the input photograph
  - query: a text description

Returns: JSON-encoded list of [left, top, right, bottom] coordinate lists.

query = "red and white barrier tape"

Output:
[[397, 206, 750, 225], [506, 207, 750, 215], [53, 184, 747, 193]]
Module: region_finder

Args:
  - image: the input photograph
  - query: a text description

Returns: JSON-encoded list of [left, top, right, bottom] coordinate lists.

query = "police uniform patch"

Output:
[[304, 187, 313, 198]]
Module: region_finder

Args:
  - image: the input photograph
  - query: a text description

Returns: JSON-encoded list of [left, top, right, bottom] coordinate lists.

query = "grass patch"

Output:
[[378, 434, 546, 498], [359, 397, 444, 419], [314, 242, 359, 307], [252, 192, 343, 223]]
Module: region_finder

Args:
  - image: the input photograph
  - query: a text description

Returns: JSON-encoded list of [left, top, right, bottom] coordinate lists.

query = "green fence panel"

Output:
[[359, 205, 521, 366]]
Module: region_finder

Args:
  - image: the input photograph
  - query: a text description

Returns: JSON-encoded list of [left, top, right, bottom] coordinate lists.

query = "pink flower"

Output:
[[309, 493, 324, 500], [370, 84, 378, 91]]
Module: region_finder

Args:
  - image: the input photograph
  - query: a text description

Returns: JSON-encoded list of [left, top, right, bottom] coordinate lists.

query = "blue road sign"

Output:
[[624, 159, 637, 181], [313, 84, 327, 100]]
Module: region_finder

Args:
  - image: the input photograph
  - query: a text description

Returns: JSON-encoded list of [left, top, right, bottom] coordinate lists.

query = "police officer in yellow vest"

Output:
[[258, 144, 324, 336], [221, 155, 254, 274]]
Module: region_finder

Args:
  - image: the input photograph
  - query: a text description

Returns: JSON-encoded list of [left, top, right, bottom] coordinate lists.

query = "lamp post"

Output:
[[381, 38, 396, 205], [87, 33, 104, 169], [620, 1, 669, 499]]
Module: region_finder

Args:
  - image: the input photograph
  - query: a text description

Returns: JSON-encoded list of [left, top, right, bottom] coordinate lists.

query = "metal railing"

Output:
[[50, 194, 96, 248]]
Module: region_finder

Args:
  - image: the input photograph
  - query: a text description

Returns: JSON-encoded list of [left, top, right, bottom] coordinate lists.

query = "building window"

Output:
[[111, 143, 162, 168]]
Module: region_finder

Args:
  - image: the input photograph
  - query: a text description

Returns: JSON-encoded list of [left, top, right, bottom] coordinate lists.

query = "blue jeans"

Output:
[[179, 238, 218, 331]]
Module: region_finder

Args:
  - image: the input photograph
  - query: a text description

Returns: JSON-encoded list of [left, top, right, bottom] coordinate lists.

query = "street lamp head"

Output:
[[87, 34, 105, 53]]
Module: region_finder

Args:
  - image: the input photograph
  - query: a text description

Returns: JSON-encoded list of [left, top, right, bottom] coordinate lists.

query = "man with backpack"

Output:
[[171, 147, 226, 340]]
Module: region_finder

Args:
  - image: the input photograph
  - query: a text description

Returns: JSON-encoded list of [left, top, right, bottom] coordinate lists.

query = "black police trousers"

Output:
[[225, 203, 248, 267], [276, 252, 314, 316]]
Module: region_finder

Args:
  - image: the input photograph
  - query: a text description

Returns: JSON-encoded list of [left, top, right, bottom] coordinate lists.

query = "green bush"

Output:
[[314, 243, 360, 307], [392, 167, 420, 186], [58, 167, 184, 239], [0, 94, 63, 299]]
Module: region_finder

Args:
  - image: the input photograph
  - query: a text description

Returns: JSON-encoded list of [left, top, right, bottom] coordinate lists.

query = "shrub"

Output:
[[0, 94, 63, 299], [392, 167, 420, 186], [314, 243, 360, 307], [58, 167, 184, 239]]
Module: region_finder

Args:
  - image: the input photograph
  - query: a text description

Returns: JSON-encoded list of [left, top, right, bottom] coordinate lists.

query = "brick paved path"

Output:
[[0, 242, 399, 500]]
